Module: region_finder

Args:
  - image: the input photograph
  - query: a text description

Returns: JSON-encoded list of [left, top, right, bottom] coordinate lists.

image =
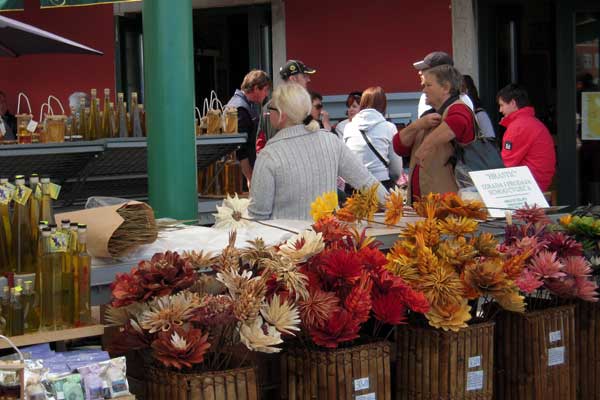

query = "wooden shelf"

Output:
[[0, 324, 105, 349]]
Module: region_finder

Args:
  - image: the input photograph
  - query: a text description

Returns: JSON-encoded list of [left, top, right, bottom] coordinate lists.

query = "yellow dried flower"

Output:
[[494, 287, 526, 313], [384, 187, 404, 226], [462, 259, 509, 297], [418, 265, 464, 307], [470, 233, 500, 257], [437, 237, 478, 267], [342, 184, 380, 222], [233, 277, 267, 322], [426, 300, 472, 331], [438, 216, 478, 236], [310, 191, 339, 222], [559, 214, 573, 227]]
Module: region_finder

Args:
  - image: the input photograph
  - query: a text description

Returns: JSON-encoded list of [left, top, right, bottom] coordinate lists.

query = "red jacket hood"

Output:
[[500, 106, 536, 128]]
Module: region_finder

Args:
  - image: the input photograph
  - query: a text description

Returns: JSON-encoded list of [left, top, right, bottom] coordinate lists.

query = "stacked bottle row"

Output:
[[0, 175, 56, 273], [198, 153, 244, 196], [69, 89, 146, 140], [0, 177, 92, 336]]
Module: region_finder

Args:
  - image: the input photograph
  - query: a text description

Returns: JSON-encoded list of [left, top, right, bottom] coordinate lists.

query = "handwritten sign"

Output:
[[469, 167, 549, 218]]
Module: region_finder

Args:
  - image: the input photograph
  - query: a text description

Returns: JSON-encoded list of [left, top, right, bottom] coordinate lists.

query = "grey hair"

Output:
[[424, 65, 464, 97]]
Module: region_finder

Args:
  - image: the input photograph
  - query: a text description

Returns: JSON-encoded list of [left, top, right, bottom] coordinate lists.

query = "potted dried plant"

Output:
[[277, 202, 429, 400], [494, 207, 599, 400], [386, 193, 527, 400], [105, 232, 308, 400]]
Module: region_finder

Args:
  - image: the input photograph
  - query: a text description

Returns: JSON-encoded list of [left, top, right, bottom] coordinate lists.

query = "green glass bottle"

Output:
[[60, 219, 74, 328]]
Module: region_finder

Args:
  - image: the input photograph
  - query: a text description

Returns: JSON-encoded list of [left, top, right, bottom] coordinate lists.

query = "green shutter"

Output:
[[40, 0, 140, 8], [0, 0, 24, 11]]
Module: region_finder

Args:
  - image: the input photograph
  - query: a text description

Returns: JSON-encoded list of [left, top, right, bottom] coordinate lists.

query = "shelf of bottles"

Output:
[[8, 89, 146, 146], [198, 153, 245, 197], [0, 176, 92, 338]]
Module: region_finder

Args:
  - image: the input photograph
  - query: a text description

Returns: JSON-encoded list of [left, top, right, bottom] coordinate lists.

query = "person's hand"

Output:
[[418, 113, 442, 130], [321, 110, 330, 125]]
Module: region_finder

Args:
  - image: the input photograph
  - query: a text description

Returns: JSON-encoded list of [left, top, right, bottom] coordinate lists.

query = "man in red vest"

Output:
[[497, 84, 556, 191]]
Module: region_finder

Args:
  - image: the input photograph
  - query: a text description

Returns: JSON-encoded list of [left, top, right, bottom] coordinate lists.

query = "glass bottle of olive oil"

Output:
[[74, 224, 91, 326], [23, 281, 38, 333], [10, 176, 34, 273]]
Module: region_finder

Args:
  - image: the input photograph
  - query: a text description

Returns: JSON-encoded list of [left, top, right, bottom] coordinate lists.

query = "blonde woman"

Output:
[[249, 83, 387, 220]]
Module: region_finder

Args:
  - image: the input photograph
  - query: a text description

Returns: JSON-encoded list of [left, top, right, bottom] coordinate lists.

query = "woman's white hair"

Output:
[[271, 83, 320, 132]]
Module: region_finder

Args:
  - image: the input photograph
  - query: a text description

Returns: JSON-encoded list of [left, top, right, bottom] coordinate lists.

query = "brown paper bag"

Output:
[[56, 201, 158, 258]]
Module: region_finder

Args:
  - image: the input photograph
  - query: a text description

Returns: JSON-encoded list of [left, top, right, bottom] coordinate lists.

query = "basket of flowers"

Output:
[[276, 188, 429, 400], [105, 231, 309, 400], [494, 206, 599, 400], [557, 209, 600, 399], [386, 193, 528, 400]]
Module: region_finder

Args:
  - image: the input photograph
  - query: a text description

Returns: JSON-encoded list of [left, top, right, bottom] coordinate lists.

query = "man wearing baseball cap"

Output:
[[279, 59, 317, 88], [414, 51, 474, 117], [256, 59, 317, 152]]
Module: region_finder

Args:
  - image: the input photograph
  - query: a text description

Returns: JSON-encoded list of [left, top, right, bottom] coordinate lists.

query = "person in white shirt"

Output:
[[343, 86, 403, 190], [334, 91, 362, 139], [414, 51, 474, 117]]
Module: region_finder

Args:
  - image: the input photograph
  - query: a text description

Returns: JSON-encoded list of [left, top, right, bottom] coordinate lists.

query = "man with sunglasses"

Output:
[[309, 91, 332, 131]]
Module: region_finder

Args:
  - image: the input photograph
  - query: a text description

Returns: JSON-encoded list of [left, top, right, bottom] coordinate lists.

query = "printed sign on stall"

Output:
[[582, 92, 600, 141], [469, 166, 549, 218]]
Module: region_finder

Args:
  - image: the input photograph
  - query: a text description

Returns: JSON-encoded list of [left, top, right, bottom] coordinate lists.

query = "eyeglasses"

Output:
[[314, 103, 323, 110], [268, 106, 278, 112]]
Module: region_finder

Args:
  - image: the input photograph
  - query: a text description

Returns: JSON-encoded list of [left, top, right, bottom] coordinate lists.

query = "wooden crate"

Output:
[[146, 365, 258, 400], [494, 304, 576, 400], [575, 300, 600, 399], [394, 321, 494, 400], [281, 340, 391, 400]]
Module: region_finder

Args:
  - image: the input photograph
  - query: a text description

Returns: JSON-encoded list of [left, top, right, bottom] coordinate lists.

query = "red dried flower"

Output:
[[372, 293, 408, 325], [110, 272, 144, 308], [137, 251, 197, 301], [299, 289, 340, 329], [562, 256, 593, 278], [344, 273, 372, 324], [515, 269, 543, 294], [106, 320, 150, 355], [312, 216, 353, 247], [513, 205, 552, 225], [309, 309, 360, 348], [529, 251, 566, 280], [190, 295, 236, 326], [151, 327, 211, 370], [545, 232, 584, 258], [319, 249, 362, 287], [357, 246, 388, 273]]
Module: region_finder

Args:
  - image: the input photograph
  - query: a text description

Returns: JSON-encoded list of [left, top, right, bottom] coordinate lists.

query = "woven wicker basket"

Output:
[[395, 321, 495, 400], [575, 300, 600, 399], [281, 340, 391, 400], [494, 304, 576, 400], [145, 365, 258, 400]]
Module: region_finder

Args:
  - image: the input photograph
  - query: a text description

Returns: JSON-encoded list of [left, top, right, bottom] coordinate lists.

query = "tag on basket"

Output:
[[26, 119, 38, 133], [354, 377, 369, 391], [467, 370, 484, 391], [548, 346, 565, 366]]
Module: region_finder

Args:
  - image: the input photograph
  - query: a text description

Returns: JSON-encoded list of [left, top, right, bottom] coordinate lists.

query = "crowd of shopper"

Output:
[[223, 51, 557, 220]]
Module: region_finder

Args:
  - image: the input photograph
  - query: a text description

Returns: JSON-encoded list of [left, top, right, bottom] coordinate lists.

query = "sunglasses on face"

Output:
[[314, 103, 323, 110]]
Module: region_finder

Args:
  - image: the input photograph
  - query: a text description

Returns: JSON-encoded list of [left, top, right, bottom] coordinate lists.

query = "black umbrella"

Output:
[[0, 14, 103, 56]]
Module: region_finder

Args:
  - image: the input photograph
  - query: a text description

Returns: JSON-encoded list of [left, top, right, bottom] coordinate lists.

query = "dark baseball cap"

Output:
[[279, 60, 317, 79], [413, 51, 454, 70]]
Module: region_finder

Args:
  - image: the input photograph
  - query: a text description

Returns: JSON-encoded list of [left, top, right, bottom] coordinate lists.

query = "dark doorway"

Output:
[[193, 5, 272, 108]]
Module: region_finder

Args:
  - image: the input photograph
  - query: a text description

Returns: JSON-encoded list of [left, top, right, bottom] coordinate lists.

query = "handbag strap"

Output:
[[359, 128, 389, 168]]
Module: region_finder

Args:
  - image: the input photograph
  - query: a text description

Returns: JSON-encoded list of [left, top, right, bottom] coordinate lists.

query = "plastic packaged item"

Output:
[[48, 373, 84, 400], [77, 357, 129, 399]]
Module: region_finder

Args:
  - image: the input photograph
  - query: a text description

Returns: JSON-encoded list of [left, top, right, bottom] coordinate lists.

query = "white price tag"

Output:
[[0, 120, 6, 136], [27, 119, 38, 133], [468, 356, 481, 368], [549, 331, 562, 343], [354, 377, 369, 391], [466, 370, 484, 391], [548, 346, 565, 366], [356, 393, 376, 400]]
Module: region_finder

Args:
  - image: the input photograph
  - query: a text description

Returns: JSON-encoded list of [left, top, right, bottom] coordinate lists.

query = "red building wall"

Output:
[[285, 0, 453, 95], [0, 0, 115, 117]]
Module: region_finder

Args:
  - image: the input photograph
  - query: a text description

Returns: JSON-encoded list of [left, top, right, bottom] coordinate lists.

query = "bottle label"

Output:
[[34, 184, 42, 200], [0, 186, 11, 205], [50, 232, 69, 253], [49, 183, 61, 200], [13, 185, 32, 205], [27, 119, 38, 133]]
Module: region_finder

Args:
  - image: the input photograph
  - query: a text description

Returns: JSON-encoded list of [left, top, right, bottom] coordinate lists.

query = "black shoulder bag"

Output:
[[359, 129, 389, 168]]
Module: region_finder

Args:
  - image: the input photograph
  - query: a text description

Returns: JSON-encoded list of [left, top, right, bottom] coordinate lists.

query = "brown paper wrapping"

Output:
[[56, 201, 155, 258]]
